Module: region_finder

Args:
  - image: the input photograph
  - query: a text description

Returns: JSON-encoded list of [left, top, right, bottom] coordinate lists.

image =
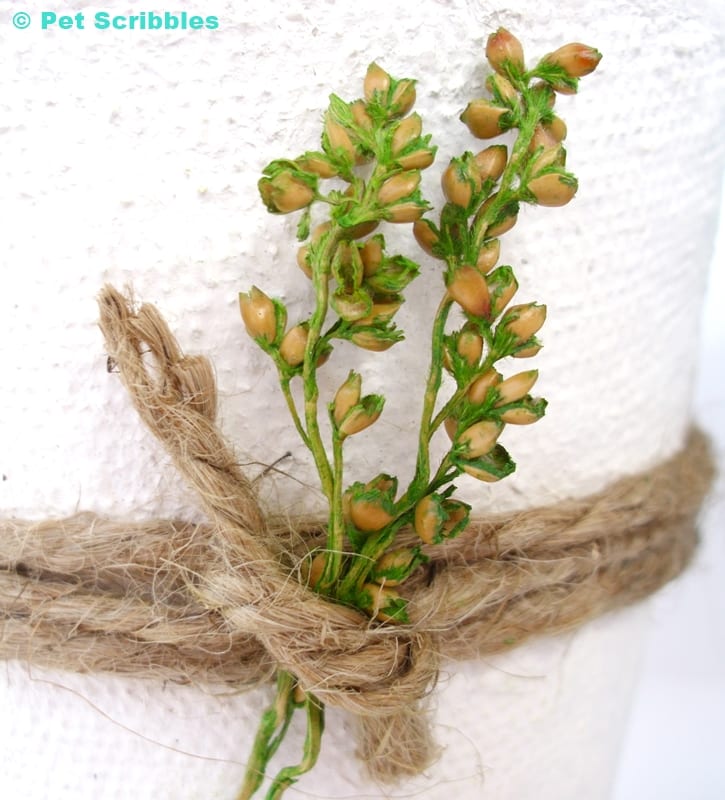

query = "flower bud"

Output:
[[259, 172, 315, 214], [391, 113, 422, 155], [545, 116, 567, 142], [378, 171, 421, 205], [350, 329, 396, 351], [474, 145, 508, 182], [486, 73, 519, 104], [477, 193, 518, 237], [476, 239, 501, 274], [360, 237, 384, 277], [543, 43, 602, 78], [444, 416, 458, 441], [361, 583, 405, 623], [461, 462, 504, 482], [495, 370, 539, 405], [333, 371, 362, 425], [296, 152, 338, 179], [414, 494, 469, 545], [467, 368, 502, 404], [487, 265, 519, 318], [339, 395, 384, 437], [459, 419, 503, 458], [386, 202, 425, 223], [279, 324, 309, 367], [413, 219, 439, 256], [390, 79, 416, 117], [350, 496, 394, 531], [457, 328, 484, 366], [447, 266, 491, 318], [503, 303, 547, 342], [442, 156, 482, 208], [296, 245, 313, 279], [486, 28, 525, 76], [499, 406, 542, 424], [350, 99, 373, 130], [324, 112, 356, 160], [530, 144, 565, 175], [512, 343, 543, 358], [528, 173, 578, 206], [364, 63, 392, 102], [354, 298, 403, 326], [528, 124, 560, 154], [239, 287, 279, 343], [370, 548, 417, 587], [461, 100, 509, 139], [395, 147, 436, 170], [302, 552, 326, 588]]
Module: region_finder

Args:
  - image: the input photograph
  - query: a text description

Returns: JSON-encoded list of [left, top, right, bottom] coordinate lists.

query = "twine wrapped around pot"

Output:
[[0, 286, 714, 782]]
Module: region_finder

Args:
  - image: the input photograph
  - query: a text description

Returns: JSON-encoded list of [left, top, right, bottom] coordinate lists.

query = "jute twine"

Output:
[[0, 285, 715, 782]]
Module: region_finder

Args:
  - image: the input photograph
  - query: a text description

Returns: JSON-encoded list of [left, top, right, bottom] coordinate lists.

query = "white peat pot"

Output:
[[2, 1, 724, 798]]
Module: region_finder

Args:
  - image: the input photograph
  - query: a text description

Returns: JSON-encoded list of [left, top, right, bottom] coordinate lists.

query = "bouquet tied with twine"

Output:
[[0, 27, 716, 800]]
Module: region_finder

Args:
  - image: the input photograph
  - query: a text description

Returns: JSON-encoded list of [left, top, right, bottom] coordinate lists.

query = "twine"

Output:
[[0, 285, 715, 782]]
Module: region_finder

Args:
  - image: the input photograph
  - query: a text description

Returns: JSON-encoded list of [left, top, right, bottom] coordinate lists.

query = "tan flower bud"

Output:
[[442, 158, 482, 208], [457, 329, 484, 366], [395, 147, 436, 170], [391, 113, 422, 155], [546, 116, 568, 142], [528, 124, 560, 154], [350, 496, 394, 531], [414, 495, 468, 545], [447, 266, 491, 318], [302, 552, 326, 588], [386, 202, 425, 223], [296, 153, 338, 179], [504, 303, 547, 342], [355, 298, 403, 326], [530, 144, 565, 175], [364, 63, 392, 102], [343, 220, 380, 239], [339, 401, 383, 437], [499, 406, 541, 424], [360, 237, 384, 277], [487, 268, 518, 317], [486, 73, 518, 104], [296, 245, 313, 279], [333, 371, 362, 425], [543, 43, 602, 78], [459, 419, 503, 458], [413, 219, 439, 256], [528, 173, 577, 206], [324, 112, 356, 160], [258, 172, 315, 214], [390, 79, 416, 116], [350, 330, 396, 351], [486, 28, 525, 75], [495, 370, 539, 405], [279, 324, 309, 367], [461, 100, 508, 139], [350, 99, 373, 130], [512, 343, 543, 358], [476, 239, 501, 274], [467, 369, 502, 404], [362, 583, 404, 623], [461, 462, 503, 482], [378, 171, 421, 205], [474, 145, 508, 182], [239, 286, 278, 343], [477, 194, 518, 237], [371, 548, 416, 587]]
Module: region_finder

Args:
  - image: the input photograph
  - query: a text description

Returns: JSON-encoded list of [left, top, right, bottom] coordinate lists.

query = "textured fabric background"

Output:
[[1, 0, 723, 798]]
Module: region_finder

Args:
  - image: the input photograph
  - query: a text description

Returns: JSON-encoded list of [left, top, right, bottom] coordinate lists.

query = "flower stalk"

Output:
[[237, 29, 600, 798]]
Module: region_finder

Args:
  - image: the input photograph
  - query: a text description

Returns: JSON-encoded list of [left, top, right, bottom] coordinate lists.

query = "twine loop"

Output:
[[0, 285, 714, 781]]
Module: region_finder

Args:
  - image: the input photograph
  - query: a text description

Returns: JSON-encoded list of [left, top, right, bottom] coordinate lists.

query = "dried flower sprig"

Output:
[[237, 28, 600, 800]]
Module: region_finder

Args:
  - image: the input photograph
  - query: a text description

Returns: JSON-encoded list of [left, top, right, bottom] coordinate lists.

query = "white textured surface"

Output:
[[1, 0, 724, 798]]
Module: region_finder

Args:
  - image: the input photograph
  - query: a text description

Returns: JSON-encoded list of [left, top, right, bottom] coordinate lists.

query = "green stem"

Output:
[[278, 374, 311, 450], [406, 295, 453, 501], [318, 429, 345, 591], [236, 671, 297, 800], [301, 230, 342, 502], [264, 695, 325, 800]]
